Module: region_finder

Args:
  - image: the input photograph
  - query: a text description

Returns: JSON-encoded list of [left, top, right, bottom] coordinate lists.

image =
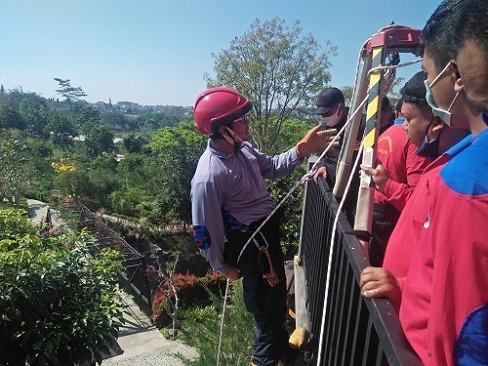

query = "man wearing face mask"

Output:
[[313, 87, 347, 189], [360, 71, 436, 266], [313, 87, 362, 224], [397, 0, 488, 364], [361, 1, 487, 364]]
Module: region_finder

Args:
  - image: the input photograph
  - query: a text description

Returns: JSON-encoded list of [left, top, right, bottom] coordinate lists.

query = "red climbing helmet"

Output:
[[194, 87, 252, 135]]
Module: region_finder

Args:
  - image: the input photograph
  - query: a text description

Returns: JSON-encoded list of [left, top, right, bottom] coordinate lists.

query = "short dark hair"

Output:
[[381, 95, 391, 112], [395, 99, 403, 113], [458, 0, 488, 64], [422, 0, 466, 71]]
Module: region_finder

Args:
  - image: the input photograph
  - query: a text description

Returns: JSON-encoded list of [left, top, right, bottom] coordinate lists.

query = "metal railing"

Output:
[[297, 177, 421, 366], [53, 203, 152, 314]]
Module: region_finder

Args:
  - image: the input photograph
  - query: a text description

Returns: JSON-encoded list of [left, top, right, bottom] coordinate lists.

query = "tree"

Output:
[[85, 124, 114, 157], [54, 78, 87, 102], [341, 86, 354, 106], [45, 109, 77, 149], [76, 106, 100, 133], [19, 97, 49, 138], [0, 105, 25, 130], [123, 135, 142, 153], [0, 130, 34, 205], [206, 17, 336, 153], [149, 122, 207, 226]]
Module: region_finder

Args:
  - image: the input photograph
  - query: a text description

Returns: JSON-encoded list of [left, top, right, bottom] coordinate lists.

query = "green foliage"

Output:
[[76, 106, 100, 134], [149, 122, 207, 225], [207, 17, 336, 153], [265, 117, 313, 254], [123, 134, 142, 153], [19, 97, 49, 138], [136, 111, 180, 131], [100, 112, 135, 132], [85, 124, 115, 157], [45, 110, 77, 149], [0, 208, 125, 365], [0, 129, 40, 205], [0, 105, 25, 130], [178, 280, 254, 366]]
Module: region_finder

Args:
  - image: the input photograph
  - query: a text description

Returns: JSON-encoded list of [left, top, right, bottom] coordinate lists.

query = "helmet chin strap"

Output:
[[222, 126, 243, 153]]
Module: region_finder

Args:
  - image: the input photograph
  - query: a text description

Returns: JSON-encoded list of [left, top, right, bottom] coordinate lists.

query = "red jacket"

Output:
[[374, 125, 431, 210], [382, 136, 472, 291], [400, 129, 488, 365]]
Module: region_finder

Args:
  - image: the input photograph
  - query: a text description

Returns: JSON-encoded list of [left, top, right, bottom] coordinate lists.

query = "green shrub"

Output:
[[148, 269, 227, 329], [178, 280, 255, 366], [0, 208, 125, 365]]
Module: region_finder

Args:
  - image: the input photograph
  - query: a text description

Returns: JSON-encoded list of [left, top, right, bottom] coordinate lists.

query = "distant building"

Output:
[[135, 134, 151, 145]]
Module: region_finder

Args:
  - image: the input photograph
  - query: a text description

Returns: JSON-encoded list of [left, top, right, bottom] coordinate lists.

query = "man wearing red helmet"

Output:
[[191, 87, 334, 366]]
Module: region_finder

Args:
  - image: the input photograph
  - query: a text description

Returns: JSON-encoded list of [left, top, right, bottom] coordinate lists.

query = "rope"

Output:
[[236, 94, 370, 265], [367, 57, 423, 78], [216, 278, 230, 366], [217, 86, 371, 364]]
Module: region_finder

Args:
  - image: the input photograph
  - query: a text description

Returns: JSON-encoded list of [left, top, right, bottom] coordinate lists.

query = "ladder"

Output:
[[334, 25, 423, 241]]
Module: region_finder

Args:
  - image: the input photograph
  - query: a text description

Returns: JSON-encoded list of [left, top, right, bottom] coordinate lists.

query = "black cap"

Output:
[[400, 71, 428, 104], [314, 87, 345, 115]]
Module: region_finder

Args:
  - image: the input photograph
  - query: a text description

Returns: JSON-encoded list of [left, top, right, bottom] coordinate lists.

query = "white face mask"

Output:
[[322, 103, 343, 127], [424, 62, 459, 127]]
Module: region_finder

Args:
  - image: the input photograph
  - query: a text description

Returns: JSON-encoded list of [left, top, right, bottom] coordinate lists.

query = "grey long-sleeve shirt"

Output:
[[191, 140, 303, 273]]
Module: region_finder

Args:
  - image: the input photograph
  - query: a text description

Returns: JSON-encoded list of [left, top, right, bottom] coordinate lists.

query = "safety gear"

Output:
[[296, 125, 339, 157], [322, 103, 344, 127], [194, 87, 253, 135], [424, 63, 459, 127]]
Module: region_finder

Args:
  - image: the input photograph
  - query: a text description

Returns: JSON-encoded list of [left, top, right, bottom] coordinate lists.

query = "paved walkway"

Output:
[[102, 296, 197, 366]]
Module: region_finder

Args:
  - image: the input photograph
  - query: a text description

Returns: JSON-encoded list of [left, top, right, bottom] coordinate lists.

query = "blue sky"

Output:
[[0, 0, 439, 107]]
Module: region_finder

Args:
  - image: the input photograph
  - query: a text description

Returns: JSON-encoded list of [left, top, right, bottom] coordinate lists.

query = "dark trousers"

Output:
[[224, 214, 292, 366], [370, 203, 401, 266]]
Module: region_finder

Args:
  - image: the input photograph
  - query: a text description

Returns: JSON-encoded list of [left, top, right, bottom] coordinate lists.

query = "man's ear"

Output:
[[431, 116, 444, 133], [450, 60, 465, 93]]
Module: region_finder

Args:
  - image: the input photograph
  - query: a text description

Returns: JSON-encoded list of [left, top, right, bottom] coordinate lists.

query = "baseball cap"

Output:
[[314, 87, 345, 115], [400, 71, 427, 104]]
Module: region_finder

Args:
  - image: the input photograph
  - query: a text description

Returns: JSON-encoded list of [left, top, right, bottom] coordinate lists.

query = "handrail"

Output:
[[296, 176, 421, 365]]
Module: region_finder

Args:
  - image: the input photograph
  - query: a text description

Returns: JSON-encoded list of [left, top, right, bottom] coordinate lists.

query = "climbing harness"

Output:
[[217, 24, 424, 366], [254, 232, 280, 287]]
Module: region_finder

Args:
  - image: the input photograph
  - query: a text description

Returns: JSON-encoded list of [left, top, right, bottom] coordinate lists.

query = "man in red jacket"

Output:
[[361, 71, 436, 265], [361, 1, 488, 364]]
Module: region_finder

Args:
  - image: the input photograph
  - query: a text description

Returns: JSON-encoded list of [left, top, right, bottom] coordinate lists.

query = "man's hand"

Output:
[[312, 166, 328, 184], [361, 161, 389, 191], [223, 267, 240, 281], [359, 266, 401, 310], [296, 126, 339, 158]]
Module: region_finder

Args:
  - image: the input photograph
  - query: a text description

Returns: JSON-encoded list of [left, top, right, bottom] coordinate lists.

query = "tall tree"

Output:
[[54, 78, 87, 102], [206, 17, 336, 153]]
